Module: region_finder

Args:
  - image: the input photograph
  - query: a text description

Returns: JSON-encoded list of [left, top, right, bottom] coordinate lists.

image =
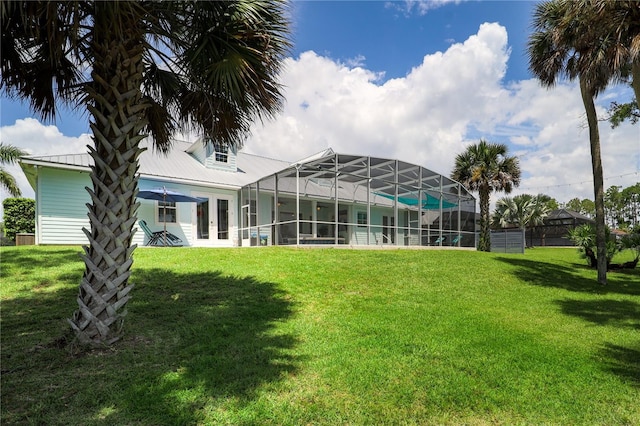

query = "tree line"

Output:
[[563, 183, 640, 231]]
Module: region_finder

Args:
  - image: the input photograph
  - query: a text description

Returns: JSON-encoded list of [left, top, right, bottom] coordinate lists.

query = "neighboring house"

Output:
[[528, 208, 595, 247], [19, 138, 476, 248], [611, 229, 629, 241]]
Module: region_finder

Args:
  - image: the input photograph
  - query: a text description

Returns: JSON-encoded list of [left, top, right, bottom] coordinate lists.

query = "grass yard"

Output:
[[1, 246, 639, 425]]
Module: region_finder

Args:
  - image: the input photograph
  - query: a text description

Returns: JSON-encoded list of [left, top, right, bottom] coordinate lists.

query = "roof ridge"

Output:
[[26, 152, 89, 159], [239, 150, 291, 163], [292, 147, 335, 165]]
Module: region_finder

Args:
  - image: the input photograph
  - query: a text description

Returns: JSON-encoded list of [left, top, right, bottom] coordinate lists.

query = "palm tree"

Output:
[[492, 194, 551, 246], [568, 223, 619, 267], [451, 139, 521, 252], [593, 1, 640, 105], [1, 1, 290, 346], [0, 143, 27, 197], [527, 0, 630, 284]]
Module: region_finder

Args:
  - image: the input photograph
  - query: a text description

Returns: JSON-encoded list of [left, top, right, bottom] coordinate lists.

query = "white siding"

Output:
[[188, 141, 239, 173], [189, 143, 206, 164], [38, 168, 91, 244], [204, 145, 238, 172]]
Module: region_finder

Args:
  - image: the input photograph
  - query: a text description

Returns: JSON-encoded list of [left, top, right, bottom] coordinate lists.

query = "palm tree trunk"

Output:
[[580, 77, 607, 285], [68, 3, 148, 345], [631, 61, 640, 110], [478, 186, 491, 252]]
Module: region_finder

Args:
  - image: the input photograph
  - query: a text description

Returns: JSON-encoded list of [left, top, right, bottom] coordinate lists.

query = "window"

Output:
[[205, 140, 228, 163], [357, 211, 367, 226], [217, 199, 229, 240], [158, 201, 177, 223], [197, 199, 209, 239]]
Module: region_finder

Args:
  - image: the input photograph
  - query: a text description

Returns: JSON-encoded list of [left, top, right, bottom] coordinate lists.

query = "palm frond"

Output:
[[1, 1, 88, 121], [0, 167, 21, 197], [0, 143, 27, 163]]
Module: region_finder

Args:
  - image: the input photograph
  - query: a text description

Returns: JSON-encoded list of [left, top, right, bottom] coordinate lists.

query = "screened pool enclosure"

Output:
[[239, 149, 476, 247]]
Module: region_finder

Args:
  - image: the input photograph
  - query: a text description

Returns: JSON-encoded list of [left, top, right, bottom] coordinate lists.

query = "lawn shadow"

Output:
[[555, 298, 640, 388], [1, 252, 83, 424], [495, 256, 640, 296], [599, 342, 640, 388], [556, 299, 640, 330], [496, 255, 640, 388], [0, 246, 83, 277], [1, 261, 300, 424], [115, 267, 300, 424]]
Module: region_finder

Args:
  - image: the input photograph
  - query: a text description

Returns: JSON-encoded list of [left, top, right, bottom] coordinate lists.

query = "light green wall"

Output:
[[37, 167, 91, 244], [35, 166, 239, 246]]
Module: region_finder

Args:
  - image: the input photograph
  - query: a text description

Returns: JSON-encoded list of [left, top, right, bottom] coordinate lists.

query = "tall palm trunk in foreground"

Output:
[[579, 77, 608, 284], [69, 4, 148, 344]]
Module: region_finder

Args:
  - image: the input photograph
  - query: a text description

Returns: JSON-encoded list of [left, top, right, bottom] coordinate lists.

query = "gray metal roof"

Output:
[[545, 208, 594, 222], [20, 139, 291, 189], [20, 140, 471, 206]]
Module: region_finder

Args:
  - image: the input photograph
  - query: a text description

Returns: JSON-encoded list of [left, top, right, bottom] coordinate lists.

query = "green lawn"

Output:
[[1, 246, 639, 425]]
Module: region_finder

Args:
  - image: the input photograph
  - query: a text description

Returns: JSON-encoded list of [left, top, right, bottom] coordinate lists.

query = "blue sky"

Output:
[[292, 1, 535, 82], [1, 0, 638, 206]]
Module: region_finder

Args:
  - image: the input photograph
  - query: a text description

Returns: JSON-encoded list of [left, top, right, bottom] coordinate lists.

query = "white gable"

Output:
[[185, 138, 238, 172]]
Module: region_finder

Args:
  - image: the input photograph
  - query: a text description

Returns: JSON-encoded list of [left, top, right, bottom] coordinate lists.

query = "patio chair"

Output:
[[139, 220, 183, 246], [434, 236, 446, 245], [450, 235, 461, 246]]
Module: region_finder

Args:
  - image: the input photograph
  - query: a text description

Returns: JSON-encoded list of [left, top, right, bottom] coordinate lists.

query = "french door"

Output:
[[194, 193, 233, 246]]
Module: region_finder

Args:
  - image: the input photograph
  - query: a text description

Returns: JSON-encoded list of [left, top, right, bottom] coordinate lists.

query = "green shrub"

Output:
[[2, 198, 35, 241], [620, 232, 640, 261], [567, 224, 618, 265]]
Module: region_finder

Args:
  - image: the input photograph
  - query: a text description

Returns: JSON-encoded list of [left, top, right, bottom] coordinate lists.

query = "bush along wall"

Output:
[[2, 198, 35, 242]]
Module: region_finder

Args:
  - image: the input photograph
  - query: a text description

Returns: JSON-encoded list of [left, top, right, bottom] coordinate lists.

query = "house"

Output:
[[19, 138, 476, 248], [527, 208, 595, 246]]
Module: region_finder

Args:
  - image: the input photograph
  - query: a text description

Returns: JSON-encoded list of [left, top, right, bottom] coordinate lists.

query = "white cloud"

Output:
[[0, 118, 91, 201], [387, 0, 467, 16], [247, 23, 512, 178], [343, 54, 368, 69], [2, 23, 638, 219], [246, 22, 639, 207], [504, 80, 640, 203]]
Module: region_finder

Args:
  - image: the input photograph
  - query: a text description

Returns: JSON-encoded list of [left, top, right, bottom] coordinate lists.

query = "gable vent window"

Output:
[[206, 140, 228, 163]]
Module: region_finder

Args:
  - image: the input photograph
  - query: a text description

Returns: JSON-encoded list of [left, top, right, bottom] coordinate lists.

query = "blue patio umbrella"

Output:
[[137, 187, 206, 246], [137, 187, 206, 204]]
